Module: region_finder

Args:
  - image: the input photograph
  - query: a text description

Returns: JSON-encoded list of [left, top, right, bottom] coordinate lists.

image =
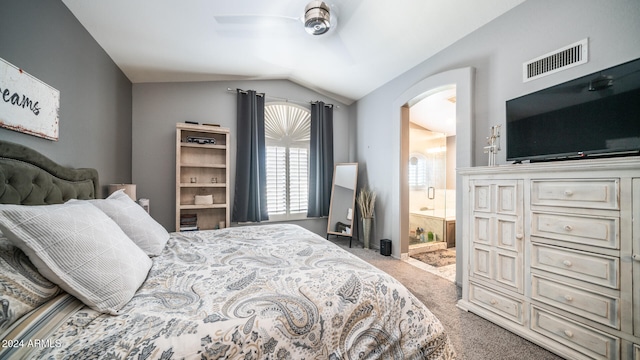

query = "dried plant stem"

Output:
[[357, 188, 376, 219]]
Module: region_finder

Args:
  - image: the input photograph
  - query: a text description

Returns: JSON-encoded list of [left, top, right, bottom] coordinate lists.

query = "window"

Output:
[[265, 103, 311, 220], [408, 154, 428, 189]]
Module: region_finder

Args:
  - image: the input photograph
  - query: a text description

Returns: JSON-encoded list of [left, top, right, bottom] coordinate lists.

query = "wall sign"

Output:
[[0, 57, 59, 141]]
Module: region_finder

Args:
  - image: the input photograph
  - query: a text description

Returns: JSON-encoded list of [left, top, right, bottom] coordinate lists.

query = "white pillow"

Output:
[[0, 202, 152, 315], [80, 190, 169, 256]]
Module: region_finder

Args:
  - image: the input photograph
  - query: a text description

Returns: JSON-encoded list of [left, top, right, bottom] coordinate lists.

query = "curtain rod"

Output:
[[230, 88, 265, 97], [227, 88, 337, 109]]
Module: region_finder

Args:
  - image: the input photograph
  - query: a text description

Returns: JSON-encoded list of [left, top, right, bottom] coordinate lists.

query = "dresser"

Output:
[[457, 157, 640, 360]]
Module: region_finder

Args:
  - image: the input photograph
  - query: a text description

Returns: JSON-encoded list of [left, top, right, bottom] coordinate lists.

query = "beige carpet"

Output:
[[333, 238, 564, 360]]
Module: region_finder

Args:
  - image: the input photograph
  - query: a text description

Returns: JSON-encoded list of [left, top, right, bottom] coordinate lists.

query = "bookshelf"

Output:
[[175, 123, 230, 231]]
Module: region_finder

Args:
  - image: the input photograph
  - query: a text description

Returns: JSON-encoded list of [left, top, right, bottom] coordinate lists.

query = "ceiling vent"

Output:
[[523, 38, 588, 82]]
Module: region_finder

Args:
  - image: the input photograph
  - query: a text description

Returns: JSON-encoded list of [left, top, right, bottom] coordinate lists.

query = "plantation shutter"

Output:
[[289, 147, 308, 214], [264, 103, 311, 218], [266, 146, 287, 215], [409, 155, 427, 188]]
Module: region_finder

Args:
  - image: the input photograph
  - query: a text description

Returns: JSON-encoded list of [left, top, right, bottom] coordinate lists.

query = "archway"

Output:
[[391, 67, 474, 285]]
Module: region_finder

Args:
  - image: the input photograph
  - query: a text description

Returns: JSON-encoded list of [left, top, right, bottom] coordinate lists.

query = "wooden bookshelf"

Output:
[[175, 123, 230, 231]]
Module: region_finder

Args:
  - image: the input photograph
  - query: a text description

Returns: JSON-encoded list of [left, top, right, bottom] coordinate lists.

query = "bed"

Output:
[[0, 140, 455, 359]]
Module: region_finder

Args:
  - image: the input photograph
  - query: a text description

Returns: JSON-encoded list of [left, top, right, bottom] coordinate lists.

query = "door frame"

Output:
[[392, 67, 474, 285]]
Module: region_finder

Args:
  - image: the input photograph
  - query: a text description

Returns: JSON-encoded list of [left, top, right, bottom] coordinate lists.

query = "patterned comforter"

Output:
[[15, 224, 455, 359]]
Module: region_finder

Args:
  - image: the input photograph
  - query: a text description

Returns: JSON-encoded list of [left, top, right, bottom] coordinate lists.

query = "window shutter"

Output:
[[266, 146, 287, 215], [264, 103, 311, 218], [409, 156, 427, 188], [289, 147, 308, 214]]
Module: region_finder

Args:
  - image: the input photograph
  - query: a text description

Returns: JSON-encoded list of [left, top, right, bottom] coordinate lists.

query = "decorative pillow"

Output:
[[75, 189, 169, 256], [0, 202, 152, 315], [0, 236, 60, 332]]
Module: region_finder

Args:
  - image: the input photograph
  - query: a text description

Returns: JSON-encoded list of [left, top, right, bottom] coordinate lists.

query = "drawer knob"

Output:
[[562, 260, 573, 267], [490, 299, 498, 305], [563, 330, 574, 338], [633, 254, 640, 262], [516, 233, 523, 240], [564, 190, 573, 197], [564, 295, 573, 302], [564, 225, 573, 231]]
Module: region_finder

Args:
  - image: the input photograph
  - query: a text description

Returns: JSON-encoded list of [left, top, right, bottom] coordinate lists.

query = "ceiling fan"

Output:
[[213, 0, 355, 66], [213, 1, 338, 37], [303, 1, 332, 35], [212, 0, 357, 67]]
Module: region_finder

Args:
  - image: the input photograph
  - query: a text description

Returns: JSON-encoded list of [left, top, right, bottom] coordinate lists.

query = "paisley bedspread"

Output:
[[19, 224, 455, 359]]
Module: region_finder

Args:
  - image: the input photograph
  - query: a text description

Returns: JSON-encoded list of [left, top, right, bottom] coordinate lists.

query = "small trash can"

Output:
[[380, 239, 392, 256]]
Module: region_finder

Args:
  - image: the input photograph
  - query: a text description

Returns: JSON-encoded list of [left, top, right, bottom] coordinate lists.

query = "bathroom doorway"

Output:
[[406, 86, 457, 281], [393, 67, 473, 286]]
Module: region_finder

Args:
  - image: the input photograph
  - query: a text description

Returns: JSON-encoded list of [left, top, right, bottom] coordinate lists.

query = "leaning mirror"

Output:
[[326, 163, 358, 244]]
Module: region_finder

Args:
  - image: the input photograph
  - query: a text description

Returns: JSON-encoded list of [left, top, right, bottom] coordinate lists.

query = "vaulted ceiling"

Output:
[[61, 0, 525, 105]]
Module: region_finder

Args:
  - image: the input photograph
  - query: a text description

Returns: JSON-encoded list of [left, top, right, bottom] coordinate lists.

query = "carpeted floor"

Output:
[[333, 238, 564, 360]]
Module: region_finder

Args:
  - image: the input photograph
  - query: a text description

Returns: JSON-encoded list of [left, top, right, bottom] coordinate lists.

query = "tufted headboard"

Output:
[[0, 140, 100, 205]]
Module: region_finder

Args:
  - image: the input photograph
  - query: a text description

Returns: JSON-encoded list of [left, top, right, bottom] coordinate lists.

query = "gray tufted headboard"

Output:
[[0, 140, 100, 205]]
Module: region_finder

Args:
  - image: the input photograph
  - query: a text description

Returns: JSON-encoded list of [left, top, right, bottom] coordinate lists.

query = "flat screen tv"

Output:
[[506, 57, 640, 162]]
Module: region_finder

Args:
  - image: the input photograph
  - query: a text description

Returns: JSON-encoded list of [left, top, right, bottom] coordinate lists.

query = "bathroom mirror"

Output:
[[327, 163, 358, 240]]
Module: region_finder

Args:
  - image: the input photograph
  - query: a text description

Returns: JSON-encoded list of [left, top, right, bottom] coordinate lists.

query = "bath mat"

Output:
[[411, 249, 456, 267]]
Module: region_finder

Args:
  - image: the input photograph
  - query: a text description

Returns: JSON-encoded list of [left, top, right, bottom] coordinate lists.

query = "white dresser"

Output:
[[457, 157, 640, 360]]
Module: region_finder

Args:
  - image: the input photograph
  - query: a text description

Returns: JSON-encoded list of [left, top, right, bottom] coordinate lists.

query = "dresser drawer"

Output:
[[531, 212, 619, 249], [531, 179, 619, 210], [531, 243, 619, 289], [469, 282, 524, 324], [531, 306, 620, 359], [532, 275, 619, 328]]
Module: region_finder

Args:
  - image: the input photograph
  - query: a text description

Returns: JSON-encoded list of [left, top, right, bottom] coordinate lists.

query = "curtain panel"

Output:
[[307, 102, 334, 217], [232, 90, 269, 222]]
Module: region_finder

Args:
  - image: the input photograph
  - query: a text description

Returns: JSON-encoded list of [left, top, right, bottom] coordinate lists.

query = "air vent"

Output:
[[523, 39, 588, 82]]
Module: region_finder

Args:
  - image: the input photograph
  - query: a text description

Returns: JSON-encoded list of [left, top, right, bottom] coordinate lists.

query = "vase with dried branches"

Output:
[[357, 188, 376, 249]]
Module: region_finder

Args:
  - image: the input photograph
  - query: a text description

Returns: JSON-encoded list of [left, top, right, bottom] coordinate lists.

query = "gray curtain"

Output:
[[232, 89, 269, 222], [307, 101, 334, 217]]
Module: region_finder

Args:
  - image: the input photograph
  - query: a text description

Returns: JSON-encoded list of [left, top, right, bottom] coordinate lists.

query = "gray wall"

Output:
[[132, 80, 354, 235], [355, 0, 640, 280], [0, 0, 132, 192]]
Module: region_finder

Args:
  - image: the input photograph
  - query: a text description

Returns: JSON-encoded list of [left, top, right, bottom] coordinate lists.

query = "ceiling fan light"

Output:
[[304, 1, 331, 35]]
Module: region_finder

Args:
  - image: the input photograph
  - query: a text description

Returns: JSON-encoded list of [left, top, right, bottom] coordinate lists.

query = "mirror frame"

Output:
[[326, 162, 358, 237]]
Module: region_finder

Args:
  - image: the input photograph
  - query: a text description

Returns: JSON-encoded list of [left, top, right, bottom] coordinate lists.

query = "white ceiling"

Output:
[[61, 0, 525, 105], [410, 86, 457, 135]]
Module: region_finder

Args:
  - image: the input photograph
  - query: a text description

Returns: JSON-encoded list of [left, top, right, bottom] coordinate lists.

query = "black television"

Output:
[[506, 58, 640, 162]]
